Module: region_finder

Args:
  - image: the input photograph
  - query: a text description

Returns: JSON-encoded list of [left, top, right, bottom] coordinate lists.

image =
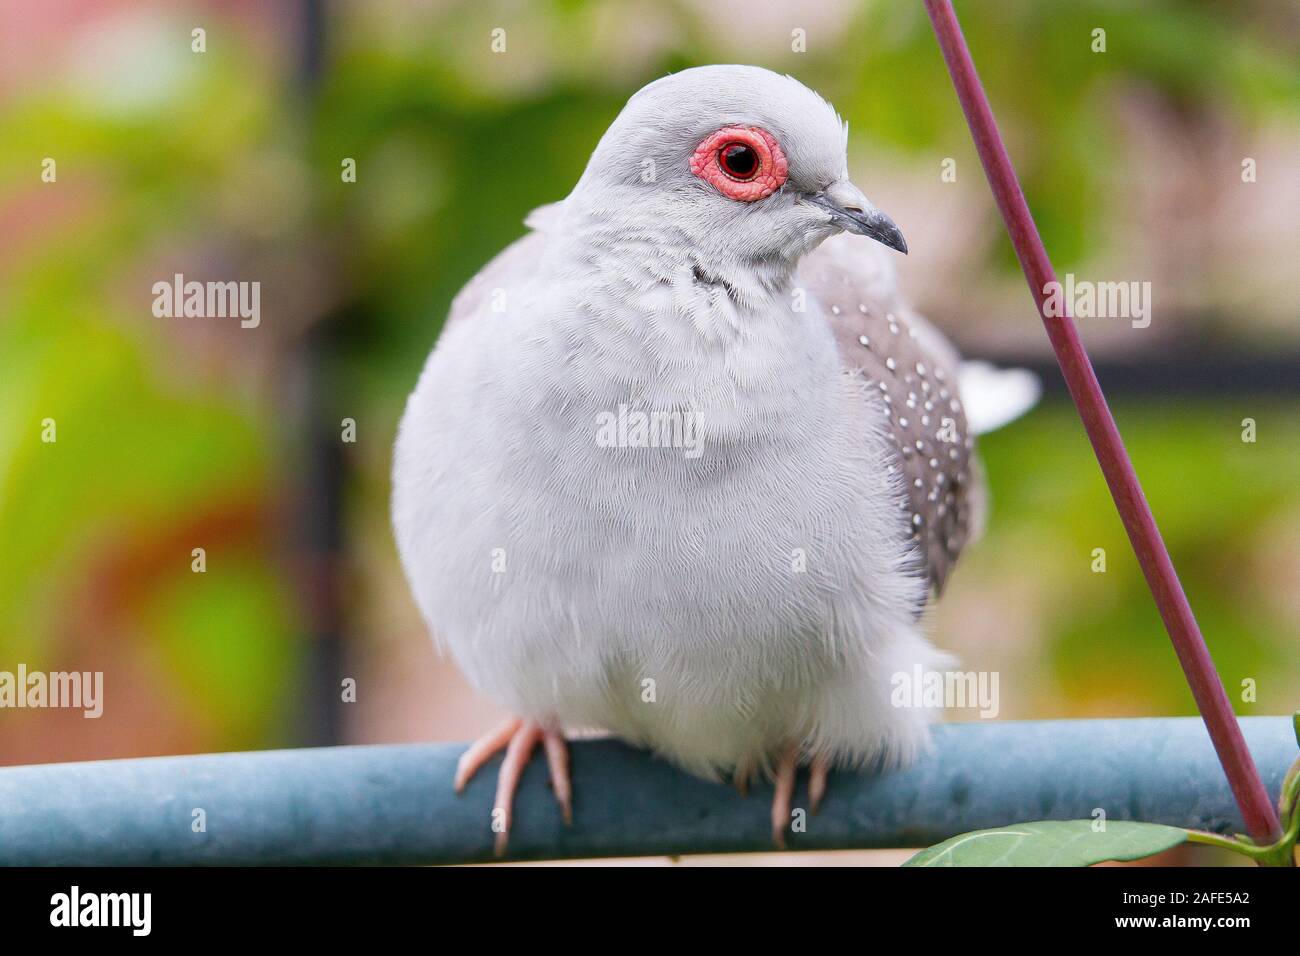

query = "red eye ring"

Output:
[[690, 126, 787, 202]]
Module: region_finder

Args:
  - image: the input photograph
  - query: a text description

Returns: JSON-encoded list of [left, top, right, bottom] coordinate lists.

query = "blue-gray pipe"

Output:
[[0, 717, 1293, 865]]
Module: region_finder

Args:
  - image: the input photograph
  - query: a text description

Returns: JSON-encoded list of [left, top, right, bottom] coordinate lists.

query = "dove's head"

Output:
[[565, 65, 906, 290]]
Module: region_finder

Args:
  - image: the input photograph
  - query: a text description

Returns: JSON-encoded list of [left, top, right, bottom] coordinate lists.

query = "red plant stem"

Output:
[[923, 0, 1282, 846]]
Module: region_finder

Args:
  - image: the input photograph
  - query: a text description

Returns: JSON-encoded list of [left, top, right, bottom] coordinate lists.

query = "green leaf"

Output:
[[903, 820, 1187, 867]]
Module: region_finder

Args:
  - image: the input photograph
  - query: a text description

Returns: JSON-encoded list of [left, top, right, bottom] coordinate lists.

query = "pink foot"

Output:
[[771, 750, 832, 847], [771, 746, 798, 849], [454, 716, 571, 856], [454, 716, 521, 793], [733, 764, 752, 797], [809, 754, 829, 815]]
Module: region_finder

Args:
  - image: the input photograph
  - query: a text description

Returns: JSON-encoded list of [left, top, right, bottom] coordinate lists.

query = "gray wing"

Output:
[[797, 233, 981, 596], [446, 203, 560, 327]]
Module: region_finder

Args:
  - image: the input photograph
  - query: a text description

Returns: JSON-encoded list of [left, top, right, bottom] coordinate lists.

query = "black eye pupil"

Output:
[[719, 143, 758, 179]]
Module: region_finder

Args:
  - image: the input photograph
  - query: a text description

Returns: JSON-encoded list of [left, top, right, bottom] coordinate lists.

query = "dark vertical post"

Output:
[[286, 0, 346, 747]]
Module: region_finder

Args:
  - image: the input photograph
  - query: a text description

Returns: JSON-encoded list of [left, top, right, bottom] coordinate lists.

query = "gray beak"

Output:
[[804, 181, 908, 255]]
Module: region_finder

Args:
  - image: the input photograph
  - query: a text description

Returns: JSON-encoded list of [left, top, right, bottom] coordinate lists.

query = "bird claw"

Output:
[[808, 754, 829, 816], [455, 716, 572, 857], [771, 746, 798, 849], [770, 749, 831, 848]]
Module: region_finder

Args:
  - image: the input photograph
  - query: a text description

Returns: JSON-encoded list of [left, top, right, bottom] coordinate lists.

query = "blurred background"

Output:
[[1, 0, 1297, 864]]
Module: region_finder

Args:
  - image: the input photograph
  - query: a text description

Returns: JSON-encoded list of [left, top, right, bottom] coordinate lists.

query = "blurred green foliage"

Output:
[[976, 400, 1300, 717]]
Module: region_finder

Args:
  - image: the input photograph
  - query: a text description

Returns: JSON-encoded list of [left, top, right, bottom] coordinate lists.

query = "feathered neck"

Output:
[[539, 187, 806, 343]]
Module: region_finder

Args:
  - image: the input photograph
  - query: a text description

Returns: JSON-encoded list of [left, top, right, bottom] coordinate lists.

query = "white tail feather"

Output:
[[958, 361, 1040, 435]]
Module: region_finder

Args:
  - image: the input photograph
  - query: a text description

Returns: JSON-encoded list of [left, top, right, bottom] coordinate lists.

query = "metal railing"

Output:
[[0, 717, 1292, 865]]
